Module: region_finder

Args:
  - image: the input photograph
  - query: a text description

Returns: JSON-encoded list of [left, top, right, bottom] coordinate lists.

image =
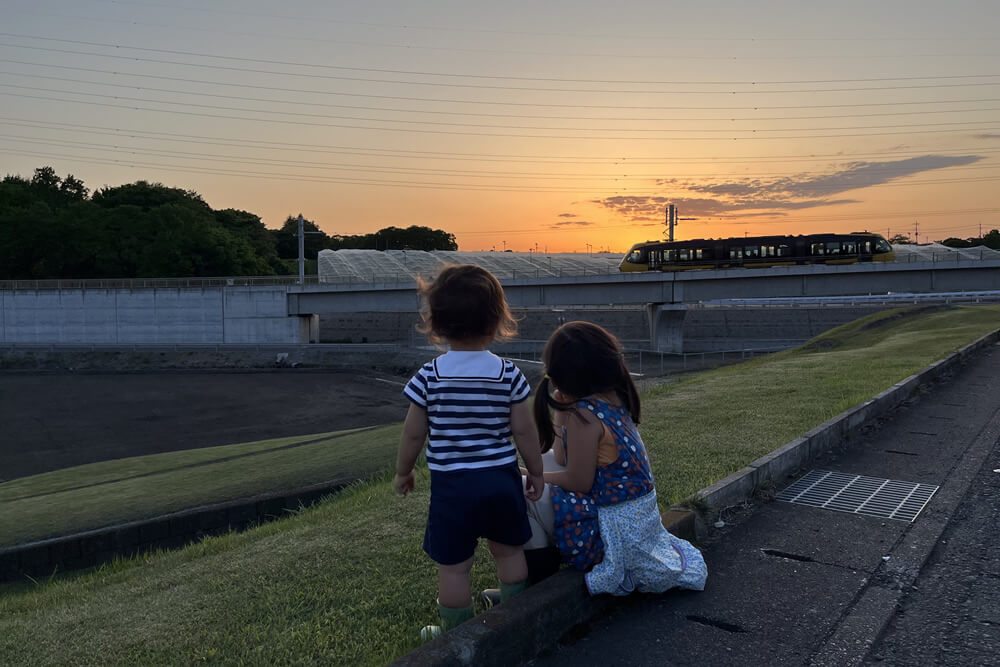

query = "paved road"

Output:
[[530, 342, 1000, 666]]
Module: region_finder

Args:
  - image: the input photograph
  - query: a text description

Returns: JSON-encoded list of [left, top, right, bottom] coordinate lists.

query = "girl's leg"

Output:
[[438, 556, 475, 609]]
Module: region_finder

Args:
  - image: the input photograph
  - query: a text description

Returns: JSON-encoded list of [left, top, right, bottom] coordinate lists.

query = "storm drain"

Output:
[[776, 470, 937, 522]]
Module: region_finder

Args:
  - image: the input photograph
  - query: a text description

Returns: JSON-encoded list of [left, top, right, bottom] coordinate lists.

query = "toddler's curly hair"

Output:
[[417, 264, 518, 344]]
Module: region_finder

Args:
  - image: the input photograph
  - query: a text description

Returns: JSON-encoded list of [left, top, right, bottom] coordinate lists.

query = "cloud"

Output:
[[974, 133, 1000, 140], [550, 219, 595, 228], [557, 213, 577, 218], [597, 154, 983, 222]]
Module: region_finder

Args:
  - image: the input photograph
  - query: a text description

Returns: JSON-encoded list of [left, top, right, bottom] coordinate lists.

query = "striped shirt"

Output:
[[403, 350, 531, 472]]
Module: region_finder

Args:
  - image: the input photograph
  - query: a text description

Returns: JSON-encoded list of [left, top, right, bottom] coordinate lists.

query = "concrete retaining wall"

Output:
[[0, 287, 302, 344], [321, 306, 890, 352], [0, 479, 351, 583], [682, 305, 891, 352], [319, 308, 650, 346]]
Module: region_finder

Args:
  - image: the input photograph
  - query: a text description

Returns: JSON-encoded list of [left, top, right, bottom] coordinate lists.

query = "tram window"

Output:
[[843, 241, 857, 254], [826, 242, 841, 254], [744, 245, 759, 258], [763, 245, 775, 257], [629, 250, 643, 263], [679, 249, 690, 261], [730, 247, 743, 259], [694, 249, 704, 260], [777, 244, 791, 257], [665, 249, 676, 261], [876, 239, 892, 252], [862, 241, 872, 253], [811, 243, 825, 255]]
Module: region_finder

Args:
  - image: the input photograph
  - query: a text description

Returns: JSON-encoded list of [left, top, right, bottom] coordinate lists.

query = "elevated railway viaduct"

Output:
[[3, 258, 999, 353]]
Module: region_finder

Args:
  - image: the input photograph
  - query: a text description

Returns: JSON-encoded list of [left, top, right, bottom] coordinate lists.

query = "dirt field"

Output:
[[0, 369, 413, 482]]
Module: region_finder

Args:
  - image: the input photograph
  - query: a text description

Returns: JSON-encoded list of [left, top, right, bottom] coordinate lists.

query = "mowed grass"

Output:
[[643, 304, 1000, 503], [1, 305, 997, 666], [0, 425, 401, 547]]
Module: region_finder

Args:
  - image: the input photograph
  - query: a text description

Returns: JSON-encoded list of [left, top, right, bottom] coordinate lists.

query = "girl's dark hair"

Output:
[[534, 321, 641, 452], [416, 264, 518, 344]]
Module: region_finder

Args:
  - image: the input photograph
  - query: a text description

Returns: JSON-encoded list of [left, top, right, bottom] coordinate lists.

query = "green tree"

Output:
[[92, 181, 210, 214], [59, 174, 89, 200], [272, 215, 329, 260], [940, 237, 973, 248], [215, 208, 284, 275]]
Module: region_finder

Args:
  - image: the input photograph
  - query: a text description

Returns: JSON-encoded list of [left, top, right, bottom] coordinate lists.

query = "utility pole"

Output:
[[297, 213, 324, 286]]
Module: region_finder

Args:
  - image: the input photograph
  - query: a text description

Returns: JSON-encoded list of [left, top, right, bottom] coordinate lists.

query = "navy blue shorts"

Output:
[[424, 464, 532, 566]]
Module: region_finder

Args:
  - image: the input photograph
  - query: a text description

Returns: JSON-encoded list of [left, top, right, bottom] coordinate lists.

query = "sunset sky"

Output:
[[2, 0, 998, 253]]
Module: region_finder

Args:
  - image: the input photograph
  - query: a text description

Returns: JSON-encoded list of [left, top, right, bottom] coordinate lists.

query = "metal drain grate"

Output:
[[776, 470, 938, 522]]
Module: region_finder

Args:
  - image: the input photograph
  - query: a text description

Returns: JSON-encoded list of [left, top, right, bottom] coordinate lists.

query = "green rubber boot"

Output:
[[419, 601, 474, 642], [500, 579, 527, 601], [478, 579, 528, 611]]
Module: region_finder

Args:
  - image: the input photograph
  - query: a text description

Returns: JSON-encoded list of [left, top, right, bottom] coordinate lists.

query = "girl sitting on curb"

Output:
[[532, 321, 708, 595]]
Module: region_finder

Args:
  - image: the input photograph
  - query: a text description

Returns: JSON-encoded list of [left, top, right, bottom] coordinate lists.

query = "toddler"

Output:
[[394, 264, 544, 640]]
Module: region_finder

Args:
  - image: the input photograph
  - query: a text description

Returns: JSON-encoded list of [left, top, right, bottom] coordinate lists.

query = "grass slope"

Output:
[[0, 425, 401, 547], [1, 305, 997, 665]]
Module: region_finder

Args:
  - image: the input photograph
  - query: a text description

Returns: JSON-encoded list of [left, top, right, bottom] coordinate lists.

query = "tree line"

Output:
[[0, 167, 458, 280], [889, 231, 1000, 249]]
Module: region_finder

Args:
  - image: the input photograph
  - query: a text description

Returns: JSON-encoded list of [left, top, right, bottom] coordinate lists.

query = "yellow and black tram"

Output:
[[619, 232, 894, 272]]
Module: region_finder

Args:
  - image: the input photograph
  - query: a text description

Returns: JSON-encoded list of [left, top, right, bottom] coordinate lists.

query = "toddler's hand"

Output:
[[394, 471, 415, 496], [524, 472, 544, 501]]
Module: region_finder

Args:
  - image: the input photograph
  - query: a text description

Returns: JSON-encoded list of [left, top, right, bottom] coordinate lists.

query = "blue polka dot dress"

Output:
[[550, 398, 708, 596]]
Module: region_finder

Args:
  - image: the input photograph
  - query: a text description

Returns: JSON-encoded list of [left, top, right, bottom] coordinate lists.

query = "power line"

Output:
[[3, 118, 997, 166], [4, 134, 996, 182], [4, 68, 1000, 124], [4, 90, 999, 141], [8, 7, 999, 64], [6, 57, 1000, 113], [5, 144, 997, 194], [5, 82, 1000, 135], [3, 40, 1000, 94], [3, 32, 999, 86], [80, 0, 1000, 44]]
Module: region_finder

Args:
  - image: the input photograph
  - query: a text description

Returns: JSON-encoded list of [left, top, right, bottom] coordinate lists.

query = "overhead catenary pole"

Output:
[[666, 204, 678, 242], [298, 213, 305, 286]]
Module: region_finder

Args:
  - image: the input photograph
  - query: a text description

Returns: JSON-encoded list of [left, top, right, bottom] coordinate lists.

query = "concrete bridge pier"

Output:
[[647, 303, 687, 353], [297, 314, 320, 344]]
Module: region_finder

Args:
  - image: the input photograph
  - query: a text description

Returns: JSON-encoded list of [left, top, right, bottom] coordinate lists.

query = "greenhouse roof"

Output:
[[317, 249, 623, 283], [891, 243, 1000, 262]]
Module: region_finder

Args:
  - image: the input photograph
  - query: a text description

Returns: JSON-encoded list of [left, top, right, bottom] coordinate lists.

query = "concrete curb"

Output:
[[391, 326, 1000, 666], [0, 478, 353, 583]]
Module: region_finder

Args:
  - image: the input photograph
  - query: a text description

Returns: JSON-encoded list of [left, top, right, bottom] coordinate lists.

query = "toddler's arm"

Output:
[[394, 403, 428, 496], [510, 400, 545, 501]]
